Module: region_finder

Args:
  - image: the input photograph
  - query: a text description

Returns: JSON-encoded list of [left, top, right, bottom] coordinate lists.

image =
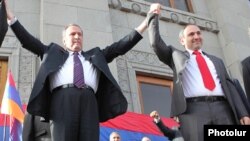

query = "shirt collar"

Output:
[[186, 48, 203, 55], [68, 50, 83, 56]]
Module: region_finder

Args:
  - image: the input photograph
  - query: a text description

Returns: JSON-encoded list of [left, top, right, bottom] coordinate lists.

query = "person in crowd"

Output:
[[147, 3, 250, 141], [3, 0, 148, 140], [242, 56, 250, 104], [109, 131, 121, 141], [141, 136, 151, 141], [231, 78, 250, 114], [150, 111, 184, 141]]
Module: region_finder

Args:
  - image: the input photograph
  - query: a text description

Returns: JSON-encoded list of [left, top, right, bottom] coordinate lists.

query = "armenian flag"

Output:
[[100, 112, 179, 140], [1, 70, 24, 141]]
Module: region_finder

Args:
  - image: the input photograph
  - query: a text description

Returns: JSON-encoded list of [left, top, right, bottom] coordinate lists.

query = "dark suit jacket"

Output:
[[242, 56, 250, 104], [147, 13, 249, 123], [0, 0, 8, 46], [10, 20, 142, 122], [22, 113, 51, 141]]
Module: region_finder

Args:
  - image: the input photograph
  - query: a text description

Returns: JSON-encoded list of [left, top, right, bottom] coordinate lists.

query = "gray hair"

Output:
[[179, 24, 199, 39], [179, 29, 184, 39], [62, 23, 83, 37]]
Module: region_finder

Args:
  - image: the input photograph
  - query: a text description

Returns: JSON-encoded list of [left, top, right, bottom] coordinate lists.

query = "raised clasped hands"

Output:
[[3, 0, 15, 21], [148, 3, 161, 15]]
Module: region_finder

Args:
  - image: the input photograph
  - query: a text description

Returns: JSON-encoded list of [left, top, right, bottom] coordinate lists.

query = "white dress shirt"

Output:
[[49, 51, 100, 93], [182, 49, 224, 97]]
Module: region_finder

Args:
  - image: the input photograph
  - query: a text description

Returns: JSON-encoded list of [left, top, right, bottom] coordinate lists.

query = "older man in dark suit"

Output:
[[0, 0, 8, 47], [3, 0, 148, 141], [147, 3, 250, 141]]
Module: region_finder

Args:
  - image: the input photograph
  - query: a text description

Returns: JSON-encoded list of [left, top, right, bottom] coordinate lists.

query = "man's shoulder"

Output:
[[85, 47, 102, 54], [203, 52, 222, 61], [48, 43, 62, 48], [46, 43, 67, 53]]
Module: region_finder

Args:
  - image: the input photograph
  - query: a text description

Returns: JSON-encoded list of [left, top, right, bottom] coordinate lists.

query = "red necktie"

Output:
[[193, 50, 215, 91]]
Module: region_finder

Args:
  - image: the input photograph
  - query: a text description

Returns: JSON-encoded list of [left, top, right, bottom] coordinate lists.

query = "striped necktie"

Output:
[[73, 52, 85, 88]]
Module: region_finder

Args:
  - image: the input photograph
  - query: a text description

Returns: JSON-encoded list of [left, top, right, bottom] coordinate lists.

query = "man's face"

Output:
[[180, 25, 203, 51], [63, 25, 83, 52], [110, 133, 121, 141]]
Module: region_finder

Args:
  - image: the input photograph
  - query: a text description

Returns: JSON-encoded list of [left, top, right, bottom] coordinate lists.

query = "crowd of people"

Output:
[[1, 0, 250, 141]]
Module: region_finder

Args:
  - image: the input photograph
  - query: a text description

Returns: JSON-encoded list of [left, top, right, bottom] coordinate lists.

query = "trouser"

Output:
[[50, 87, 99, 141], [179, 100, 236, 141]]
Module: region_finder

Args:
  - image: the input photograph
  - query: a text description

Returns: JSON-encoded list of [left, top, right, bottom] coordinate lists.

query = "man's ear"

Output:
[[179, 37, 185, 46]]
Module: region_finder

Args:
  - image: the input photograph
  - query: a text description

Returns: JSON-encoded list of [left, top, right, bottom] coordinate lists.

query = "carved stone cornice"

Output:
[[109, 0, 219, 33], [116, 50, 173, 93]]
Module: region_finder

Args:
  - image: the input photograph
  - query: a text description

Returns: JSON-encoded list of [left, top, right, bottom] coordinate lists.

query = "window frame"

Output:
[[0, 59, 8, 104], [136, 75, 173, 114]]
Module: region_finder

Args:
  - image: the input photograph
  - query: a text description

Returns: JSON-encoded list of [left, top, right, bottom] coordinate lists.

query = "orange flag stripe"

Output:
[[4, 99, 24, 123]]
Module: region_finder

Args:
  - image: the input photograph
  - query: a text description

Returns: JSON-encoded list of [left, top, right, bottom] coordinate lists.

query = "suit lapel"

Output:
[[81, 51, 91, 61], [204, 52, 222, 80], [173, 50, 189, 74]]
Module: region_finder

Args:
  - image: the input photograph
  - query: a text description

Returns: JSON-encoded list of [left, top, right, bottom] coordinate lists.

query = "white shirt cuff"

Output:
[[8, 17, 17, 25]]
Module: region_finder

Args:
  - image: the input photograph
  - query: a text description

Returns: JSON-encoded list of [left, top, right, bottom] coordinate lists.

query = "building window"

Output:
[[144, 0, 193, 12], [137, 75, 173, 117]]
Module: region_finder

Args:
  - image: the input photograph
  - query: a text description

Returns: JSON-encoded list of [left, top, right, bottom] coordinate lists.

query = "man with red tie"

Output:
[[147, 3, 250, 141]]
